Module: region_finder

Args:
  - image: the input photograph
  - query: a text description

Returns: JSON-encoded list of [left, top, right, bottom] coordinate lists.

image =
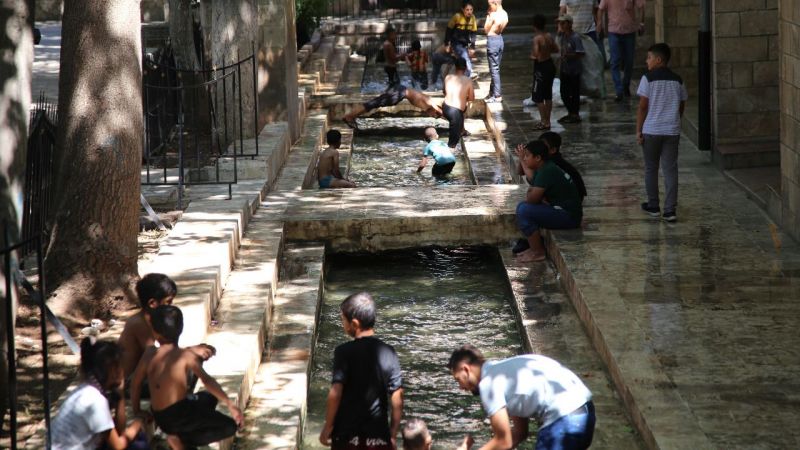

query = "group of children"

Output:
[[52, 274, 242, 450], [380, 27, 458, 93], [319, 292, 596, 450]]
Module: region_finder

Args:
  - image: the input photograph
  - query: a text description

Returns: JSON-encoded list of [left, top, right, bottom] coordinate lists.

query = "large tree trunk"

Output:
[[45, 0, 142, 321], [0, 0, 32, 428]]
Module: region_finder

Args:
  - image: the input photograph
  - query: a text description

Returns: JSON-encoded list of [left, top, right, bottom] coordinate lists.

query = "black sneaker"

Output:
[[512, 238, 530, 255], [662, 211, 677, 222], [641, 202, 660, 217]]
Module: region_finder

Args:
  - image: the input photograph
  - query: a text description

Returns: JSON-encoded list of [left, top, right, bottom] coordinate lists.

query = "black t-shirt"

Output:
[[331, 336, 402, 440], [551, 154, 587, 199]]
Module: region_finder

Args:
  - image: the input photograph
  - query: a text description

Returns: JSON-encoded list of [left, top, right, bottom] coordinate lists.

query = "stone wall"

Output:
[[713, 0, 779, 149], [778, 0, 800, 238], [655, 0, 699, 95]]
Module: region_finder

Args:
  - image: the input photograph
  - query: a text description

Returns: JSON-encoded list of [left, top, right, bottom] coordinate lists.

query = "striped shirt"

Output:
[[560, 0, 598, 34], [637, 67, 688, 136]]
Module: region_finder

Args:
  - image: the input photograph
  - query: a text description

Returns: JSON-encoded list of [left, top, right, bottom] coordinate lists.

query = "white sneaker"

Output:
[[522, 97, 535, 107]]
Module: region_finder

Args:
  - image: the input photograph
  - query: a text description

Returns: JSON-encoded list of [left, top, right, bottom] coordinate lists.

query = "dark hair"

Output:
[[402, 419, 430, 450], [532, 14, 546, 30], [80, 338, 122, 387], [462, 0, 474, 8], [447, 344, 485, 371], [136, 273, 177, 310], [327, 129, 342, 147], [454, 57, 467, 70], [648, 43, 671, 64], [524, 140, 550, 160], [411, 40, 421, 51], [340, 292, 377, 329], [538, 131, 562, 152], [150, 305, 184, 344]]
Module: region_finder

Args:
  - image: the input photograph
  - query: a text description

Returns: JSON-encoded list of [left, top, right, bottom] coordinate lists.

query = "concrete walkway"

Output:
[[492, 31, 800, 449]]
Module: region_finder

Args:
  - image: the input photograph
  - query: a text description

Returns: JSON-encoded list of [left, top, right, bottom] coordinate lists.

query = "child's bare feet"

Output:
[[516, 248, 546, 262]]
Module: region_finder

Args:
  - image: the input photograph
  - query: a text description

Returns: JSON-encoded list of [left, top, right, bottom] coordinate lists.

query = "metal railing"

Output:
[[22, 94, 58, 259], [328, 0, 464, 21], [142, 43, 260, 208], [2, 225, 51, 449]]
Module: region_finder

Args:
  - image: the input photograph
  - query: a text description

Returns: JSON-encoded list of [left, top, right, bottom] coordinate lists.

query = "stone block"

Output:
[[766, 0, 778, 8], [665, 7, 679, 26], [676, 6, 700, 25], [781, 144, 800, 183], [716, 113, 740, 136], [716, 62, 733, 88], [739, 10, 778, 37], [732, 62, 754, 87], [715, 0, 765, 12], [666, 26, 700, 47], [715, 36, 768, 62], [769, 34, 780, 60], [753, 60, 779, 86]]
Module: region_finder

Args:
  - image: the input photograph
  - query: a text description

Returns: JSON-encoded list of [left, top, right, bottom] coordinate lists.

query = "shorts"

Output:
[[332, 436, 393, 450], [319, 175, 335, 189], [432, 161, 456, 176], [152, 391, 237, 448], [442, 103, 465, 148], [364, 85, 407, 112], [532, 58, 556, 103]]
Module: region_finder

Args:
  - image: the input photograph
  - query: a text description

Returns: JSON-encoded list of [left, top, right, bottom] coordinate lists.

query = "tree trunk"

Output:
[[45, 0, 142, 321], [0, 0, 32, 429]]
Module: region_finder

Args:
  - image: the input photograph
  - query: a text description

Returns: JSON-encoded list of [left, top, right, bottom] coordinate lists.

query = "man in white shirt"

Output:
[[448, 345, 595, 450]]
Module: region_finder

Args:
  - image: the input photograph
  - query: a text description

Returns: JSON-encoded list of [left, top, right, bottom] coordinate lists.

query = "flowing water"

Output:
[[348, 131, 472, 186], [301, 247, 523, 450]]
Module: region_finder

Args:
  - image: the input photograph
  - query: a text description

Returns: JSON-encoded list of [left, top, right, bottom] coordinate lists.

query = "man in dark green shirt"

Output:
[[515, 140, 583, 262]]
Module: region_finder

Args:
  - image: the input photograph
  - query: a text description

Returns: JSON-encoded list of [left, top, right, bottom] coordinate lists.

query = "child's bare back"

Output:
[[533, 32, 558, 62], [118, 311, 153, 377], [140, 344, 198, 411]]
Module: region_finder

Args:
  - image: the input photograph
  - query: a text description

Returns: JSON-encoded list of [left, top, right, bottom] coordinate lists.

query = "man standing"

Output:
[[448, 345, 595, 450], [598, 0, 645, 101], [484, 0, 508, 103], [445, 1, 478, 78], [383, 26, 402, 88]]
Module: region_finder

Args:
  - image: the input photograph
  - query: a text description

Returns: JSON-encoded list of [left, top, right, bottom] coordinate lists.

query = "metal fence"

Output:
[[22, 94, 58, 259], [142, 44, 260, 208], [2, 225, 51, 449], [328, 0, 465, 20]]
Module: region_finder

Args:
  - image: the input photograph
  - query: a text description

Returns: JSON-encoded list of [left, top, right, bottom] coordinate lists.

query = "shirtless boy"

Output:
[[318, 129, 356, 189], [343, 85, 443, 128], [383, 27, 402, 87], [484, 0, 509, 103], [131, 305, 242, 449], [118, 274, 214, 391], [525, 14, 559, 130], [443, 57, 474, 150]]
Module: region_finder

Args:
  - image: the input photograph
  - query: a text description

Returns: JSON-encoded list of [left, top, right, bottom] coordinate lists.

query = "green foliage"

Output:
[[296, 0, 327, 31]]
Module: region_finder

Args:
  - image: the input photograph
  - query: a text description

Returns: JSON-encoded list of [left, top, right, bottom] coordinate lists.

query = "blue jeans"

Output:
[[608, 32, 635, 96], [516, 203, 580, 237], [535, 402, 596, 450], [487, 35, 504, 97], [431, 52, 454, 87], [452, 42, 473, 76]]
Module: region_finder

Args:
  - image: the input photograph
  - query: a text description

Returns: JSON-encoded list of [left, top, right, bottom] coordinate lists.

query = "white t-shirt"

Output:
[[51, 384, 115, 450], [560, 0, 598, 34], [637, 67, 689, 136], [478, 355, 592, 428]]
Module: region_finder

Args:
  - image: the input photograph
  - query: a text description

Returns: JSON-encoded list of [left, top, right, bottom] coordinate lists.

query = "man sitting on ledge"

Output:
[[343, 85, 443, 129]]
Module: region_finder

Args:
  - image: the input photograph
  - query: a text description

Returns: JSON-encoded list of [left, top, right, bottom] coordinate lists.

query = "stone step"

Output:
[[463, 116, 512, 185], [713, 141, 781, 170], [233, 243, 326, 450], [201, 214, 286, 450]]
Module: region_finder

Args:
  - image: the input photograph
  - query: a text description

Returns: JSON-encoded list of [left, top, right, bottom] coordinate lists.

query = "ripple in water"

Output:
[[302, 247, 522, 450]]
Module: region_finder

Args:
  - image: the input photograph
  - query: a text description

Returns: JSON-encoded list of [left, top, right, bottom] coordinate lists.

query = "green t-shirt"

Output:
[[532, 160, 583, 220]]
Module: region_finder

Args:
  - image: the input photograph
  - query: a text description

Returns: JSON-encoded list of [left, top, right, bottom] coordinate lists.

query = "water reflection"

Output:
[[302, 247, 522, 450]]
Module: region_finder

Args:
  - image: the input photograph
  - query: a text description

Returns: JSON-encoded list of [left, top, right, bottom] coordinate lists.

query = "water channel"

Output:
[[301, 247, 523, 449]]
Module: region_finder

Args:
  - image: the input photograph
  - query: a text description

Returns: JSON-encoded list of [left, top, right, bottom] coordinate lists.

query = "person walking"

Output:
[[598, 0, 645, 101], [484, 0, 508, 103]]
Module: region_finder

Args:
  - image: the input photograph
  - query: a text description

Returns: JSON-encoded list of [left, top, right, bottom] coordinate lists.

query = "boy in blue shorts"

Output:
[[318, 129, 356, 189], [417, 127, 457, 177]]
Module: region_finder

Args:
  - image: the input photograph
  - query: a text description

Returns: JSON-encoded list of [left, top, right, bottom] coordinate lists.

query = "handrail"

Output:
[[143, 68, 235, 90], [145, 53, 255, 74]]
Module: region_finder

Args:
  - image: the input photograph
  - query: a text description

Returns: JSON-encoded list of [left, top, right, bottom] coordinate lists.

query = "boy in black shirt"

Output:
[[319, 292, 404, 450], [539, 131, 587, 200]]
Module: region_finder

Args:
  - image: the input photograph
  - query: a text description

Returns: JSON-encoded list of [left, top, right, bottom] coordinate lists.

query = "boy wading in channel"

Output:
[[448, 345, 596, 450], [418, 127, 457, 178], [319, 292, 404, 450], [131, 305, 243, 450], [524, 14, 559, 130], [406, 40, 429, 91], [556, 14, 585, 124], [514, 140, 583, 262], [318, 129, 356, 189], [383, 27, 402, 88], [483, 0, 508, 103], [443, 58, 475, 151], [636, 43, 688, 222]]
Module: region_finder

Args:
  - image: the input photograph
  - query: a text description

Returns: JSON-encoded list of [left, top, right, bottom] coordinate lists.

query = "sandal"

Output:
[[343, 117, 358, 130], [532, 122, 551, 131]]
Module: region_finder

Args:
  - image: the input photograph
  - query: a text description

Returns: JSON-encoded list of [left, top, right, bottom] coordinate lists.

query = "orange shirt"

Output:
[[408, 50, 429, 73]]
